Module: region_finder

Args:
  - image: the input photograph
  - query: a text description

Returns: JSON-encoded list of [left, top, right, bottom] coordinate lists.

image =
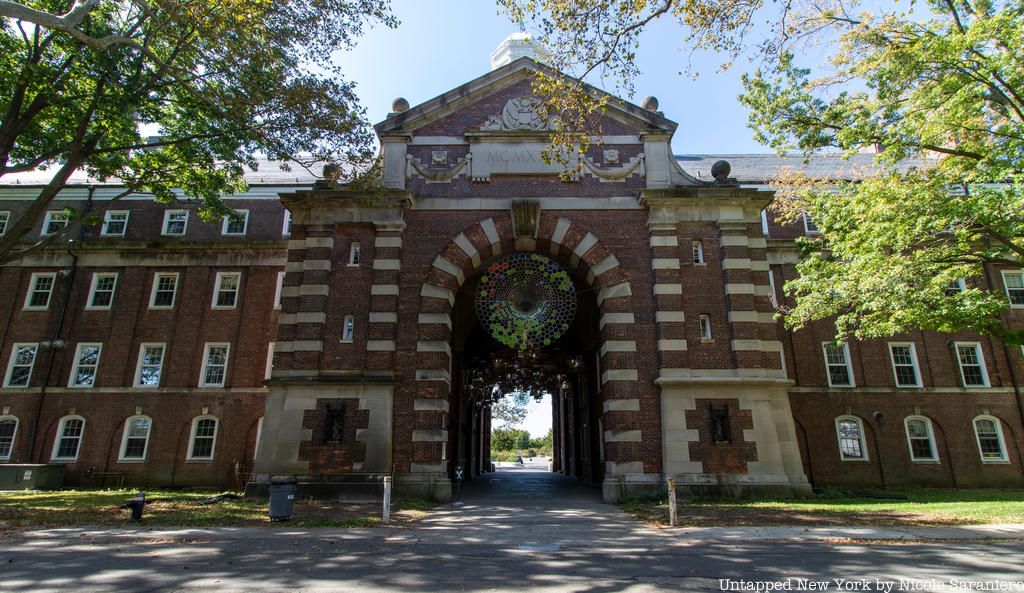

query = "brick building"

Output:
[[1, 52, 1022, 501]]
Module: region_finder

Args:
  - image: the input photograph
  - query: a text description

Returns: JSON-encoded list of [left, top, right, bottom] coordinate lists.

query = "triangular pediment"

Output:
[[374, 57, 677, 138]]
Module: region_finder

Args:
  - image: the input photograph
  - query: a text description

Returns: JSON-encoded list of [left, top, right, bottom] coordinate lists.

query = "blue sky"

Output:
[[334, 0, 771, 155]]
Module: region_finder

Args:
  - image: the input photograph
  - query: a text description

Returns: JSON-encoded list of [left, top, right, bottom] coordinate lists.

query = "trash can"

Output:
[[268, 480, 297, 521]]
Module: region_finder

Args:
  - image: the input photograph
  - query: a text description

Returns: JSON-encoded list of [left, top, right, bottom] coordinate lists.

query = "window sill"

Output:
[[910, 459, 941, 464], [700, 338, 714, 344], [839, 458, 870, 463], [981, 459, 1010, 464], [116, 459, 146, 464], [346, 263, 359, 268], [49, 458, 78, 464], [185, 459, 214, 463]]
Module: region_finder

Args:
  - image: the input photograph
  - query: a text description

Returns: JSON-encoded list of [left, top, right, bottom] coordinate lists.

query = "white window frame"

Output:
[[264, 342, 275, 380], [1001, 270, 1024, 307], [767, 269, 778, 308], [86, 272, 118, 310], [760, 209, 770, 237], [68, 342, 102, 388], [835, 415, 869, 461], [282, 210, 292, 237], [51, 415, 85, 461], [161, 209, 188, 236], [273, 271, 285, 309], [0, 210, 10, 236], [134, 343, 166, 388], [221, 209, 249, 236], [946, 277, 966, 295], [341, 315, 355, 342], [187, 415, 219, 461], [692, 240, 705, 265], [348, 241, 361, 266], [822, 342, 855, 387], [888, 342, 922, 388], [24, 272, 56, 310], [211, 271, 241, 309], [200, 343, 230, 387], [254, 416, 264, 461], [954, 341, 990, 387], [101, 210, 130, 236], [803, 213, 820, 235], [149, 272, 179, 309], [972, 415, 1009, 463], [4, 343, 38, 388], [904, 416, 939, 463], [0, 416, 19, 460], [118, 415, 153, 462], [698, 314, 712, 341], [42, 211, 69, 236]]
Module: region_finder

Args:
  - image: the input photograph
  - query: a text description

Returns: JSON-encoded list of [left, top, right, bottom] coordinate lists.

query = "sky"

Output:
[[522, 394, 551, 439], [333, 0, 771, 155]]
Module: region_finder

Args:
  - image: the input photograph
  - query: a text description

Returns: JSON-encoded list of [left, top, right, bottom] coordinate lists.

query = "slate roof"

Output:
[[0, 157, 322, 187], [675, 153, 937, 184]]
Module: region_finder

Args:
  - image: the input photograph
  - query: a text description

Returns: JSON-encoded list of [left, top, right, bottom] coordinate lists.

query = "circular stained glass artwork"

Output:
[[475, 252, 577, 350]]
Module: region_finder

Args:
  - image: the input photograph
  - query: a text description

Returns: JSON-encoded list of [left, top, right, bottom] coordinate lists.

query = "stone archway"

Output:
[[405, 212, 649, 502]]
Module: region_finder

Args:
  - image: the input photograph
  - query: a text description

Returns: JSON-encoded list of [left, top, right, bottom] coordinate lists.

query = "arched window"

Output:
[[973, 416, 1008, 462], [904, 416, 938, 462], [52, 415, 85, 461], [835, 416, 868, 461], [0, 416, 18, 460], [118, 416, 152, 462], [187, 416, 219, 461]]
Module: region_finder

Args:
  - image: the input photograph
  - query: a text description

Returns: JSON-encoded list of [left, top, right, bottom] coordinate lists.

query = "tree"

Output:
[[0, 0, 395, 263], [491, 427, 531, 451], [504, 0, 1024, 345], [490, 390, 531, 428]]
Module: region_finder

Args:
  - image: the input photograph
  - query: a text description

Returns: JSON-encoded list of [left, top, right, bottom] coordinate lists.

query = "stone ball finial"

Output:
[[392, 97, 410, 113], [711, 160, 731, 181], [641, 96, 659, 111], [322, 162, 342, 181]]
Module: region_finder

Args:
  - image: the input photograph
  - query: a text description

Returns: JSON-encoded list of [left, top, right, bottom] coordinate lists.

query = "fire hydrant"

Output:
[[120, 492, 146, 522]]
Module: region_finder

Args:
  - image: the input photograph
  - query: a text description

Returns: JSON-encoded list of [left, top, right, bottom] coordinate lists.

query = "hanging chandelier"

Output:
[[464, 349, 584, 407]]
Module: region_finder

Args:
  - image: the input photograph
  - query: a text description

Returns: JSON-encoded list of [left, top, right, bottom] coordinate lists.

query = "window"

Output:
[[162, 210, 188, 236], [101, 210, 129, 236], [282, 210, 292, 237], [946, 278, 966, 295], [342, 315, 355, 342], [149, 272, 178, 308], [221, 209, 249, 236], [760, 209, 770, 237], [212, 272, 240, 309], [68, 343, 101, 388], [822, 342, 854, 387], [87, 272, 117, 309], [803, 213, 820, 235], [134, 343, 165, 387], [348, 241, 361, 266], [188, 416, 219, 460], [4, 343, 37, 387], [973, 416, 1008, 462], [0, 417, 18, 460], [274, 271, 285, 309], [118, 416, 152, 461], [0, 211, 9, 235], [835, 416, 867, 460], [904, 417, 938, 462], [200, 343, 230, 387], [42, 211, 69, 236], [698, 315, 712, 341], [955, 342, 989, 387], [264, 342, 275, 380], [692, 240, 705, 264], [888, 343, 921, 387], [52, 416, 85, 461], [1002, 271, 1024, 307], [25, 272, 56, 310]]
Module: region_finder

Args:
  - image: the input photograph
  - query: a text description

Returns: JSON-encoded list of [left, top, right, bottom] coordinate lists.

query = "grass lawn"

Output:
[[0, 489, 436, 531], [619, 488, 1024, 527]]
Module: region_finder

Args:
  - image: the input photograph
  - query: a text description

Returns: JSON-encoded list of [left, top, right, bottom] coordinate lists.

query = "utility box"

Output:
[[0, 464, 66, 490], [268, 480, 297, 521]]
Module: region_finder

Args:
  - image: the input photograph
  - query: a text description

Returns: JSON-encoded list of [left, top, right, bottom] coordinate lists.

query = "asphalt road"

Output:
[[2, 468, 1021, 593]]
